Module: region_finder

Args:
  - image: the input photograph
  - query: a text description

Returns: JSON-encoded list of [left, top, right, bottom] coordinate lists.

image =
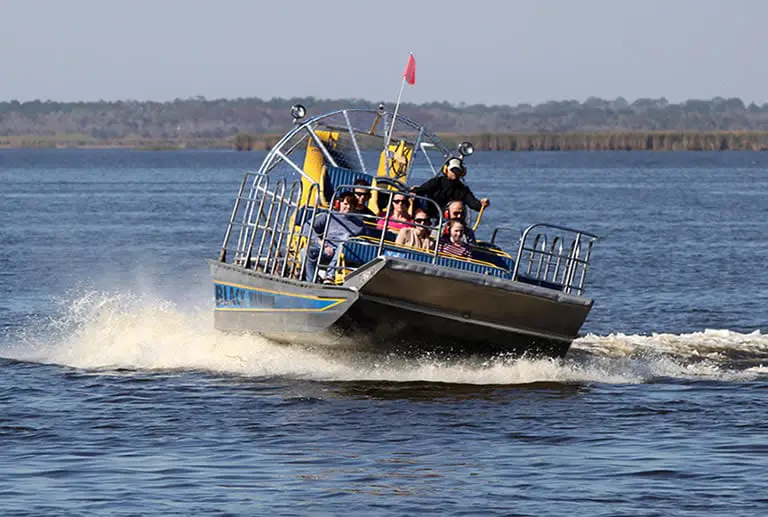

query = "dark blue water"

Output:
[[2, 149, 768, 516]]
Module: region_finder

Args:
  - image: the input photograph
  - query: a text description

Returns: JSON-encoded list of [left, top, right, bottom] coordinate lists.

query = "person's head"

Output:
[[413, 209, 431, 236], [338, 192, 356, 213], [391, 193, 411, 217], [448, 220, 465, 244], [353, 179, 371, 210], [443, 157, 466, 181], [446, 200, 466, 222]]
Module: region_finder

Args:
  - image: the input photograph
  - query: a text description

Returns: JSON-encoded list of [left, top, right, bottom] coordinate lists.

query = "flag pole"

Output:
[[384, 53, 415, 162], [384, 75, 406, 152]]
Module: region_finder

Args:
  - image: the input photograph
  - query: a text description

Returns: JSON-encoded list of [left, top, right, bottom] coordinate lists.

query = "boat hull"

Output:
[[209, 257, 593, 358]]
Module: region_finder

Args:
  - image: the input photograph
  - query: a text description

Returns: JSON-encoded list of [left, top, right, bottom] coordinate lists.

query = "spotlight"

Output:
[[458, 141, 474, 157], [290, 104, 307, 122]]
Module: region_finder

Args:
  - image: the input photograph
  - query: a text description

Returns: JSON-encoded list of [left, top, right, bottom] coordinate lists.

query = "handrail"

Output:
[[492, 223, 600, 245], [218, 171, 598, 295], [240, 175, 270, 266], [218, 173, 250, 262], [472, 204, 486, 232], [261, 179, 291, 274], [503, 223, 599, 295]]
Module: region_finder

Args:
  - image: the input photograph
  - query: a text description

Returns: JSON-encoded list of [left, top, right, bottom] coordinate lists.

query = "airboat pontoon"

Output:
[[210, 104, 599, 357]]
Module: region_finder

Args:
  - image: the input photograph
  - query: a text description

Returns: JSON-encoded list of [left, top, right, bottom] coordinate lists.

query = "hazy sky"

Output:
[[2, 0, 766, 105]]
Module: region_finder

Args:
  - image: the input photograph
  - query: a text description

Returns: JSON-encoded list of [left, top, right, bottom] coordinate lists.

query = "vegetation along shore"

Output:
[[3, 96, 768, 151]]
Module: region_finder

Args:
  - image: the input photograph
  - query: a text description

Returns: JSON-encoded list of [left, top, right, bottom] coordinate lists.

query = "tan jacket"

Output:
[[395, 227, 436, 251]]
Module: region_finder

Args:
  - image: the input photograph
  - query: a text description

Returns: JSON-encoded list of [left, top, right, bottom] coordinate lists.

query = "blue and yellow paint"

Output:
[[214, 281, 346, 312]]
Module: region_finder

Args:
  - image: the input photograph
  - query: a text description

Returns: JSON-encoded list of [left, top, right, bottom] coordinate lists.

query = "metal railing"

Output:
[[219, 173, 598, 295], [218, 172, 323, 280], [491, 224, 599, 296], [217, 173, 450, 283]]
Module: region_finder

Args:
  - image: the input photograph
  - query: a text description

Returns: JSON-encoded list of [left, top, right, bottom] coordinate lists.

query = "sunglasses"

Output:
[[392, 199, 407, 204], [414, 218, 429, 223]]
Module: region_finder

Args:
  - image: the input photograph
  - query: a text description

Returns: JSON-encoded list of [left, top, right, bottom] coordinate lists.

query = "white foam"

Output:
[[575, 329, 768, 360], [2, 290, 765, 385]]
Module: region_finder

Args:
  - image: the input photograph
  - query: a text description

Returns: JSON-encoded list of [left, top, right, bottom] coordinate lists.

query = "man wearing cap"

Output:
[[410, 157, 489, 217]]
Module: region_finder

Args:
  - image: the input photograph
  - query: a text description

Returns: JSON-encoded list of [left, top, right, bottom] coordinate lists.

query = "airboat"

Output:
[[210, 104, 599, 358]]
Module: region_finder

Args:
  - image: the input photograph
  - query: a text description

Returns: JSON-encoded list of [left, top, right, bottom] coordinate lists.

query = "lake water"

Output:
[[2, 149, 768, 516]]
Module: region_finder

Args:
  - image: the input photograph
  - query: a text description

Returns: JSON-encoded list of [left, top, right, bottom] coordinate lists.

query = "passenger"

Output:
[[304, 191, 365, 282], [443, 200, 477, 244], [376, 192, 413, 233], [395, 209, 436, 251], [352, 179, 377, 218], [410, 157, 490, 218], [438, 220, 471, 258]]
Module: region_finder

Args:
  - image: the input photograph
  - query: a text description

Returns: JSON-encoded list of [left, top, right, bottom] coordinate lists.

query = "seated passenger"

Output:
[[376, 193, 413, 233], [395, 209, 435, 251], [304, 192, 365, 282], [443, 200, 477, 244], [438, 220, 471, 258], [353, 179, 377, 218]]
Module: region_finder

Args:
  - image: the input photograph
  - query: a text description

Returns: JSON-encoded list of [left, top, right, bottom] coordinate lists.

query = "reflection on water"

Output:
[[321, 379, 589, 402]]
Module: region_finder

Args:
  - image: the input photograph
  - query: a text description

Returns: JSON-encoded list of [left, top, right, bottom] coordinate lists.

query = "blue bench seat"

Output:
[[340, 238, 512, 280], [324, 166, 376, 203]]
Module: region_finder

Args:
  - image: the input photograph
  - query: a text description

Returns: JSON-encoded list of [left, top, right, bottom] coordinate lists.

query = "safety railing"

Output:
[[218, 173, 457, 284], [218, 174, 598, 294], [218, 172, 323, 281], [491, 224, 599, 296]]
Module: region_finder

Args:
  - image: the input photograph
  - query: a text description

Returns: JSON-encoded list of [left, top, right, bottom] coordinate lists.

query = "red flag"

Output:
[[403, 53, 416, 85]]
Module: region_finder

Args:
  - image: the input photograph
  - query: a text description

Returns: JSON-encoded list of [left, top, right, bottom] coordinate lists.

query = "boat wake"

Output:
[[2, 290, 767, 385]]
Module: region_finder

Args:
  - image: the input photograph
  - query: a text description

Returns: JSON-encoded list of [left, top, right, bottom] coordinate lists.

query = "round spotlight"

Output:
[[290, 104, 307, 122], [458, 141, 474, 157], [377, 103, 386, 115]]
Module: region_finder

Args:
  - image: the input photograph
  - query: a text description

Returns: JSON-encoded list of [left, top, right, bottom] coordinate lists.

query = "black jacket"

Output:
[[411, 175, 483, 214]]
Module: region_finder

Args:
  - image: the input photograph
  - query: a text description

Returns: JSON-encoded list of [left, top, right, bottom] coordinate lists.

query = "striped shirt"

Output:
[[438, 238, 470, 258]]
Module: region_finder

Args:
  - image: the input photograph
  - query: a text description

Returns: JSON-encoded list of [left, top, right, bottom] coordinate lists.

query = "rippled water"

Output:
[[2, 150, 768, 516]]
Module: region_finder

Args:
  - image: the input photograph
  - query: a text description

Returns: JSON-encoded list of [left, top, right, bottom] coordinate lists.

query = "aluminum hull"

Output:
[[210, 257, 593, 358]]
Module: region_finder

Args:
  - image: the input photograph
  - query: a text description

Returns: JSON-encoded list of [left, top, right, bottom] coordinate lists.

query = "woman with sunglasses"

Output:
[[376, 193, 413, 233], [395, 209, 435, 251]]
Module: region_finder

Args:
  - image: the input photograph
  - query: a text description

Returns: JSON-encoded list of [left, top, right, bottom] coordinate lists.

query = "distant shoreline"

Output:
[[2, 131, 768, 151]]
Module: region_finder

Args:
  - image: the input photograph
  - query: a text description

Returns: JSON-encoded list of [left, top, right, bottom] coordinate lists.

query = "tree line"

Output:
[[3, 96, 768, 150]]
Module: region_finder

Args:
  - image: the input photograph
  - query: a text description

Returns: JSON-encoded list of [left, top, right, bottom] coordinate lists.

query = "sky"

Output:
[[2, 0, 766, 106]]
